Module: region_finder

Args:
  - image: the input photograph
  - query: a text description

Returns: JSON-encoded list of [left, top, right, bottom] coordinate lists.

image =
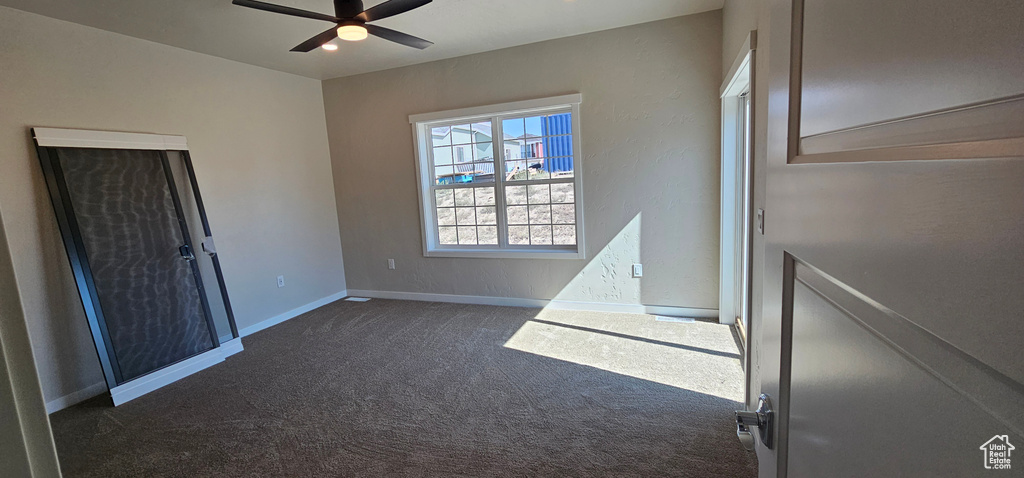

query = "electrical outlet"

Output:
[[277, 275, 285, 288], [632, 264, 643, 278], [388, 259, 396, 270]]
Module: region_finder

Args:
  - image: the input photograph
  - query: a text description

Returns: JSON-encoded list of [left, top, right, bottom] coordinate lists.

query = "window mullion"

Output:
[[492, 115, 509, 249], [427, 129, 442, 247]]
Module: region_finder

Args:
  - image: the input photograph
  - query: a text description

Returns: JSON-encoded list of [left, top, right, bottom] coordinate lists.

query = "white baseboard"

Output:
[[345, 289, 718, 320], [110, 338, 244, 406], [238, 290, 348, 337], [220, 336, 245, 357], [45, 381, 108, 414], [46, 337, 246, 413]]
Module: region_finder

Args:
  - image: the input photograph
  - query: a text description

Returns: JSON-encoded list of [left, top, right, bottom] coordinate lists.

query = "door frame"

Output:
[[720, 32, 757, 405]]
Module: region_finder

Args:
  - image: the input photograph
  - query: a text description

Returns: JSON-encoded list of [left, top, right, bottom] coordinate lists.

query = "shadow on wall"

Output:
[[551, 214, 642, 304]]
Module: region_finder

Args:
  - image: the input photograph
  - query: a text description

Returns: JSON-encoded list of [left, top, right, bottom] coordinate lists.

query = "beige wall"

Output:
[[323, 12, 723, 309], [0, 7, 346, 404], [722, 0, 759, 78]]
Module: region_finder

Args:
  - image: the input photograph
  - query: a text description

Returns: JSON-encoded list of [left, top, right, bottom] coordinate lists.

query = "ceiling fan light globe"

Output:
[[337, 25, 368, 42], [322, 42, 339, 51]]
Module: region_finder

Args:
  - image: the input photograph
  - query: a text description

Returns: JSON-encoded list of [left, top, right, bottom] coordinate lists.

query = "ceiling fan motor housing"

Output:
[[338, 18, 365, 27], [335, 0, 365, 18]]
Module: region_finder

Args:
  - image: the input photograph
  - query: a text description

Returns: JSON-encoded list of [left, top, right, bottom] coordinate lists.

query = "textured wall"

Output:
[[0, 6, 346, 404], [722, 0, 759, 78], [324, 12, 722, 308]]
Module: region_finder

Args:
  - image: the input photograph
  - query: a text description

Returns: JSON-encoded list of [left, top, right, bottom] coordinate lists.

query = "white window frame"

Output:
[[410, 94, 585, 259]]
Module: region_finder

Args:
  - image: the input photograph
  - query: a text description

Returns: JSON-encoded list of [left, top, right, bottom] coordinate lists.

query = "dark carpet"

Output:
[[50, 299, 757, 477]]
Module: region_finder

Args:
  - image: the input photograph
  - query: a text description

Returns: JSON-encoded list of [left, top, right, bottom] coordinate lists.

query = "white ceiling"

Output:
[[0, 0, 723, 80]]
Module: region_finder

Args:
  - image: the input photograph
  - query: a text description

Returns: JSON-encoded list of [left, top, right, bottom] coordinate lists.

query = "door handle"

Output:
[[202, 236, 217, 257], [736, 393, 774, 450], [179, 244, 196, 262]]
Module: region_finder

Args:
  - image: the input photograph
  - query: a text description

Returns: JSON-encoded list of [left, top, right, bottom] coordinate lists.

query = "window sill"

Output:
[[424, 248, 585, 260]]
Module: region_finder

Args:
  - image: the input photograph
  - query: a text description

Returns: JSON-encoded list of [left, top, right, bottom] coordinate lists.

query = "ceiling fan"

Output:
[[232, 0, 433, 52]]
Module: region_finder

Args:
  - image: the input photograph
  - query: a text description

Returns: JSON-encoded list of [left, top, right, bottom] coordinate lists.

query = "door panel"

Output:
[[57, 148, 214, 382], [772, 159, 1024, 385], [165, 151, 236, 343], [758, 0, 1024, 475], [787, 259, 1020, 477], [799, 0, 1024, 137]]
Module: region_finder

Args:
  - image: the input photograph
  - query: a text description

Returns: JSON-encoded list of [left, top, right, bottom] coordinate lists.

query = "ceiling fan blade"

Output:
[[356, 0, 432, 22], [233, 0, 340, 23], [365, 24, 433, 49], [291, 27, 340, 52]]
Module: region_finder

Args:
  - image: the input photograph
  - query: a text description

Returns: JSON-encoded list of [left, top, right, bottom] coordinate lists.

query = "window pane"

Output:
[[469, 162, 495, 183], [529, 205, 551, 224], [435, 189, 455, 207], [476, 206, 496, 225], [453, 144, 472, 163], [502, 118, 525, 140], [553, 225, 577, 245], [528, 185, 550, 204], [436, 207, 456, 226], [431, 126, 451, 147], [439, 226, 458, 245], [455, 188, 475, 206], [522, 139, 545, 159], [446, 163, 494, 184], [456, 207, 476, 226], [433, 146, 453, 165], [457, 226, 477, 245], [503, 138, 525, 160], [505, 161, 529, 181], [546, 113, 572, 134], [474, 187, 495, 206], [545, 136, 574, 156], [551, 204, 575, 224], [478, 226, 498, 245], [471, 121, 491, 140], [435, 166, 454, 185], [550, 183, 575, 203], [507, 206, 528, 225], [474, 143, 494, 162], [508, 226, 530, 245], [547, 156, 574, 177], [530, 225, 552, 245], [525, 116, 544, 137], [452, 124, 472, 144], [505, 186, 527, 205], [508, 161, 550, 181]]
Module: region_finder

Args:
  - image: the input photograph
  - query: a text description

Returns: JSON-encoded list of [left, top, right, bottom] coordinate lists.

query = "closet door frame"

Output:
[[32, 128, 238, 392]]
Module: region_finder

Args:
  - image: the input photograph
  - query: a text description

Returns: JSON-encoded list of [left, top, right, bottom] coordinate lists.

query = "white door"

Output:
[[754, 0, 1024, 476]]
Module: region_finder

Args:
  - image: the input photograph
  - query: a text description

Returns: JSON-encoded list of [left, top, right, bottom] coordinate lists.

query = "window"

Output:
[[410, 94, 584, 259]]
